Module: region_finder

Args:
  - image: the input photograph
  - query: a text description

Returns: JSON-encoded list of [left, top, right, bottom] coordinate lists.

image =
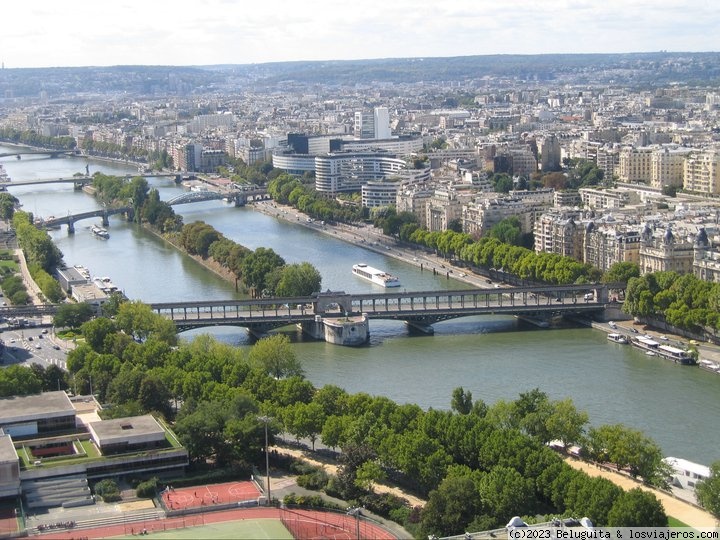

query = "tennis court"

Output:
[[160, 480, 261, 511]]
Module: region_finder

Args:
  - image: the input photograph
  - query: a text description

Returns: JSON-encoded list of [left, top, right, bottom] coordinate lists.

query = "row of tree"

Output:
[[11, 211, 65, 302], [0, 128, 76, 151], [623, 271, 720, 333], [267, 174, 366, 224], [177, 220, 321, 296]]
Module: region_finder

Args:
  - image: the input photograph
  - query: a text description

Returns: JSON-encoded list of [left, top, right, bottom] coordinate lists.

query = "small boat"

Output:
[[91, 225, 109, 239], [646, 351, 657, 356], [607, 333, 628, 344]]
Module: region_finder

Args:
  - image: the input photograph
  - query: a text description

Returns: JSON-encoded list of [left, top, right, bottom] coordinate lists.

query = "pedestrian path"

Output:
[[565, 458, 718, 528]]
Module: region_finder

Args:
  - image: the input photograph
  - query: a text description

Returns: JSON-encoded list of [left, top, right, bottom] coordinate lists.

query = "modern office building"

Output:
[[314, 151, 409, 195], [0, 392, 188, 509]]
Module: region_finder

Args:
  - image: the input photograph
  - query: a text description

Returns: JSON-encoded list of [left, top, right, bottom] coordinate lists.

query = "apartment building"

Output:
[[583, 222, 641, 272], [684, 149, 720, 195], [618, 146, 653, 183], [639, 224, 695, 274], [533, 209, 586, 260]]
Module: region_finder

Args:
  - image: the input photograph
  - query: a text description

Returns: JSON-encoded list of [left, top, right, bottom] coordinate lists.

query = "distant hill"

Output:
[[1, 52, 719, 98]]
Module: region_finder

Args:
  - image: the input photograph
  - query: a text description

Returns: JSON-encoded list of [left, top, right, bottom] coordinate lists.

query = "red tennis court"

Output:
[[160, 480, 261, 511]]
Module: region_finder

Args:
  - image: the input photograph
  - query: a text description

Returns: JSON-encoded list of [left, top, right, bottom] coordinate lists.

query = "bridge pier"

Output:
[[405, 321, 435, 335], [101, 212, 109, 227], [67, 219, 75, 234]]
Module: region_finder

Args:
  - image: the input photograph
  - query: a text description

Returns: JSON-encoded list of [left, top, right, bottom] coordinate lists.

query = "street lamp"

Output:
[[346, 507, 362, 540], [258, 415, 272, 505]]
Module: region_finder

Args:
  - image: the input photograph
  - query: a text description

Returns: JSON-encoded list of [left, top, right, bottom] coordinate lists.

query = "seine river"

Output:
[[2, 146, 719, 466]]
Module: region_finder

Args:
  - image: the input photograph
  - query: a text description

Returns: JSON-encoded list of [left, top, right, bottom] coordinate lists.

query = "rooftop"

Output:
[[0, 391, 75, 425]]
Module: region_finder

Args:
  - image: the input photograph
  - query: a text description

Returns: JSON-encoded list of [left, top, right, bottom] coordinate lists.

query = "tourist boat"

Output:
[[352, 263, 401, 288], [91, 225, 109, 239], [607, 333, 628, 344], [631, 336, 696, 365]]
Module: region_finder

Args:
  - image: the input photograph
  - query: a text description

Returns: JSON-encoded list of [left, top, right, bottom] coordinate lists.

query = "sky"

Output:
[[2, 0, 719, 69]]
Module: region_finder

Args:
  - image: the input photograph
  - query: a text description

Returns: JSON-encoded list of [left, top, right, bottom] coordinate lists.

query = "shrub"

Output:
[[296, 468, 329, 490], [136, 477, 159, 498], [94, 479, 121, 502]]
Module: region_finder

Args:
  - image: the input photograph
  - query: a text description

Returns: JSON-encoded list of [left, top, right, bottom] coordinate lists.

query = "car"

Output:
[[630, 328, 639, 333], [659, 335, 669, 341], [41, 329, 48, 334], [689, 339, 700, 345], [52, 345, 60, 350], [38, 334, 43, 339], [27, 336, 33, 341], [34, 344, 41, 349]]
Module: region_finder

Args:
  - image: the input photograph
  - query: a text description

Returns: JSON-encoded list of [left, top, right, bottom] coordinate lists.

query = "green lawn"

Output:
[[113, 519, 292, 539]]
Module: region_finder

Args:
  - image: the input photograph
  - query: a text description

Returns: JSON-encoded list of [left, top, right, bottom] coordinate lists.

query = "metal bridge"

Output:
[[166, 187, 270, 206], [148, 283, 622, 340], [0, 150, 80, 159], [2, 176, 95, 189], [0, 284, 623, 343], [42, 207, 133, 232]]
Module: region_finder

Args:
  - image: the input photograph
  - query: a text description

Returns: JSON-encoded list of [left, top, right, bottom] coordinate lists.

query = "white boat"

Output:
[[0, 164, 10, 183], [631, 336, 695, 365], [352, 263, 401, 288], [91, 225, 109, 239], [607, 333, 628, 344]]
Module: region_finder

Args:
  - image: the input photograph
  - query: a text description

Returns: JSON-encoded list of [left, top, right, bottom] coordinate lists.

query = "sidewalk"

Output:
[[565, 458, 718, 528]]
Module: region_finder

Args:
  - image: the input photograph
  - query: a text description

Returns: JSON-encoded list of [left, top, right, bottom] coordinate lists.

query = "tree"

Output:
[[283, 401, 325, 450], [273, 262, 322, 297], [420, 471, 480, 539], [696, 461, 720, 518], [53, 302, 95, 328], [354, 460, 386, 491], [81, 317, 118, 353], [240, 247, 285, 291], [248, 334, 304, 380], [545, 398, 588, 449], [606, 488, 667, 526], [450, 387, 473, 415], [603, 262, 640, 284], [138, 375, 173, 419]]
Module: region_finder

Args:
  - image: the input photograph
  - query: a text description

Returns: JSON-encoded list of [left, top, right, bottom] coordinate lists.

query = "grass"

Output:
[[668, 516, 691, 528]]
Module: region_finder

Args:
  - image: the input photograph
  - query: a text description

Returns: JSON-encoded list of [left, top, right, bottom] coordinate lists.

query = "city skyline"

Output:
[[3, 0, 719, 69]]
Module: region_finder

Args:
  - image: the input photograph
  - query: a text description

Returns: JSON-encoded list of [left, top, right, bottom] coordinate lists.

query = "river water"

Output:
[[2, 146, 718, 466]]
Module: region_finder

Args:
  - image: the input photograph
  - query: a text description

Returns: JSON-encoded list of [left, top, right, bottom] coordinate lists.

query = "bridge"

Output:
[[42, 207, 133, 232], [40, 185, 269, 233], [166, 187, 269, 207], [0, 284, 623, 344], [148, 283, 623, 344], [0, 150, 80, 159], [1, 176, 95, 190]]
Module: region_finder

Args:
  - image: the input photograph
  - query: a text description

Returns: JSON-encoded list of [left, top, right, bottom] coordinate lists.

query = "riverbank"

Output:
[[143, 225, 245, 293], [252, 200, 494, 290]]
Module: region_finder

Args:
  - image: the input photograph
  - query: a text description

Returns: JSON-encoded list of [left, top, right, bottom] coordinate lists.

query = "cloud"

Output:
[[1, 0, 719, 67]]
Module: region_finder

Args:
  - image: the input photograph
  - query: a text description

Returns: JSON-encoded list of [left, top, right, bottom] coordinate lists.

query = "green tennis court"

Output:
[[114, 519, 292, 539]]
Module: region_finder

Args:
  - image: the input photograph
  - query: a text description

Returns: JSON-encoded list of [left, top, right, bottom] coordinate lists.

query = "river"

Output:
[[1, 145, 718, 466]]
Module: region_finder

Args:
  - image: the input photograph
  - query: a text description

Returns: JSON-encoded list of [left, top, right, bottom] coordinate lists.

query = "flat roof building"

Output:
[[89, 415, 167, 455], [0, 391, 76, 438]]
